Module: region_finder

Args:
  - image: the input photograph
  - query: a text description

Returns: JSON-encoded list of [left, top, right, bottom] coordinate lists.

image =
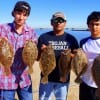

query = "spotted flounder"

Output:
[[58, 49, 72, 82], [71, 48, 88, 83], [22, 40, 38, 74], [92, 55, 100, 87], [0, 38, 14, 76], [39, 44, 56, 84]]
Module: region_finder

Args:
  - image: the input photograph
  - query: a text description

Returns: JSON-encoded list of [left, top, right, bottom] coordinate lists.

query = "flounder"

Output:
[[71, 48, 88, 83], [92, 55, 100, 87], [0, 38, 14, 76], [22, 40, 38, 74], [39, 44, 56, 84], [58, 49, 72, 82]]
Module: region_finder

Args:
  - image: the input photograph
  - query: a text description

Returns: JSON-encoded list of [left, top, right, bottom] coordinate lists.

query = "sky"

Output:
[[0, 0, 100, 28]]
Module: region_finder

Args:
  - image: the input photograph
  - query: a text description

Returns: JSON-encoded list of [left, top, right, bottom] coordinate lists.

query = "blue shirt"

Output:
[[38, 31, 79, 83]]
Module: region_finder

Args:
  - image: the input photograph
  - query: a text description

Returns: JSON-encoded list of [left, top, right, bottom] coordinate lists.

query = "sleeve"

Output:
[[37, 36, 41, 61], [37, 34, 46, 61], [37, 33, 48, 51], [0, 24, 7, 37], [80, 40, 83, 48], [31, 29, 38, 44], [37, 35, 43, 52], [70, 35, 79, 52], [80, 37, 89, 48]]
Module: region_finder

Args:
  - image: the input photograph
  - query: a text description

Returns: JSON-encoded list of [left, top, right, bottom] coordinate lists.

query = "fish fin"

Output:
[[41, 76, 48, 84], [28, 67, 34, 74], [75, 67, 86, 84]]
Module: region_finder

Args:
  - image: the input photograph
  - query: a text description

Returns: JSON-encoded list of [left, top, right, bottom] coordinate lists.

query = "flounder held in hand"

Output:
[[58, 49, 71, 82], [92, 55, 100, 87], [22, 40, 38, 74], [71, 48, 88, 83], [0, 38, 14, 76], [39, 44, 56, 84]]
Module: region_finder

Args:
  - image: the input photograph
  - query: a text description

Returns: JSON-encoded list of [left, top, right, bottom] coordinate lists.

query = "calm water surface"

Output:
[[35, 29, 90, 43]]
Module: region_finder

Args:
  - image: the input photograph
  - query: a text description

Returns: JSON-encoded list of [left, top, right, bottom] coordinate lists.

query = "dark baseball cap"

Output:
[[13, 1, 31, 16]]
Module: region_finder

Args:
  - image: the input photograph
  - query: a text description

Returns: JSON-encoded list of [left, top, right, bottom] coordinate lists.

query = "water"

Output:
[[35, 28, 91, 43]]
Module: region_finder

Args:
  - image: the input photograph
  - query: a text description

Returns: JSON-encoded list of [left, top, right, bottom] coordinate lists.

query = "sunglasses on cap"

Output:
[[52, 18, 66, 24]]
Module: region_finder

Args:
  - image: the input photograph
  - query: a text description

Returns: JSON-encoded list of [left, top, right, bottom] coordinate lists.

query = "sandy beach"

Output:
[[31, 61, 79, 100], [15, 61, 100, 100]]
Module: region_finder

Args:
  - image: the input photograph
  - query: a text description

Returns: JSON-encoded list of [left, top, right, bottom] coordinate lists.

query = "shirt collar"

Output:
[[11, 22, 29, 34]]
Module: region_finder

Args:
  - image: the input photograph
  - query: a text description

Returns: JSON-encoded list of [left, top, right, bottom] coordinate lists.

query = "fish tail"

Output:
[[75, 77, 82, 84], [41, 76, 48, 84]]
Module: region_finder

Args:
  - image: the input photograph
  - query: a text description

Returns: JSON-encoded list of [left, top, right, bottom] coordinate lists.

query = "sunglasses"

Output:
[[52, 18, 66, 24]]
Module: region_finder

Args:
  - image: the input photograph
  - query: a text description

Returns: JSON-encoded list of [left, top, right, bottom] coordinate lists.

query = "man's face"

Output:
[[88, 20, 100, 37], [51, 17, 66, 32], [13, 10, 28, 27]]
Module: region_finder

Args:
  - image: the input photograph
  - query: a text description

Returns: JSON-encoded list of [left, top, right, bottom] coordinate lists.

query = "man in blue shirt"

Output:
[[37, 12, 79, 100]]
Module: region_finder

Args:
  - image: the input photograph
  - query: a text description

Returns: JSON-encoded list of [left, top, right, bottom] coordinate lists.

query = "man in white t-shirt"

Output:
[[79, 11, 100, 100]]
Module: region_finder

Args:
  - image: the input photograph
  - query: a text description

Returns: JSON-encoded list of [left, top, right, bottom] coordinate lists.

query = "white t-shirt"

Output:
[[80, 37, 100, 88]]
